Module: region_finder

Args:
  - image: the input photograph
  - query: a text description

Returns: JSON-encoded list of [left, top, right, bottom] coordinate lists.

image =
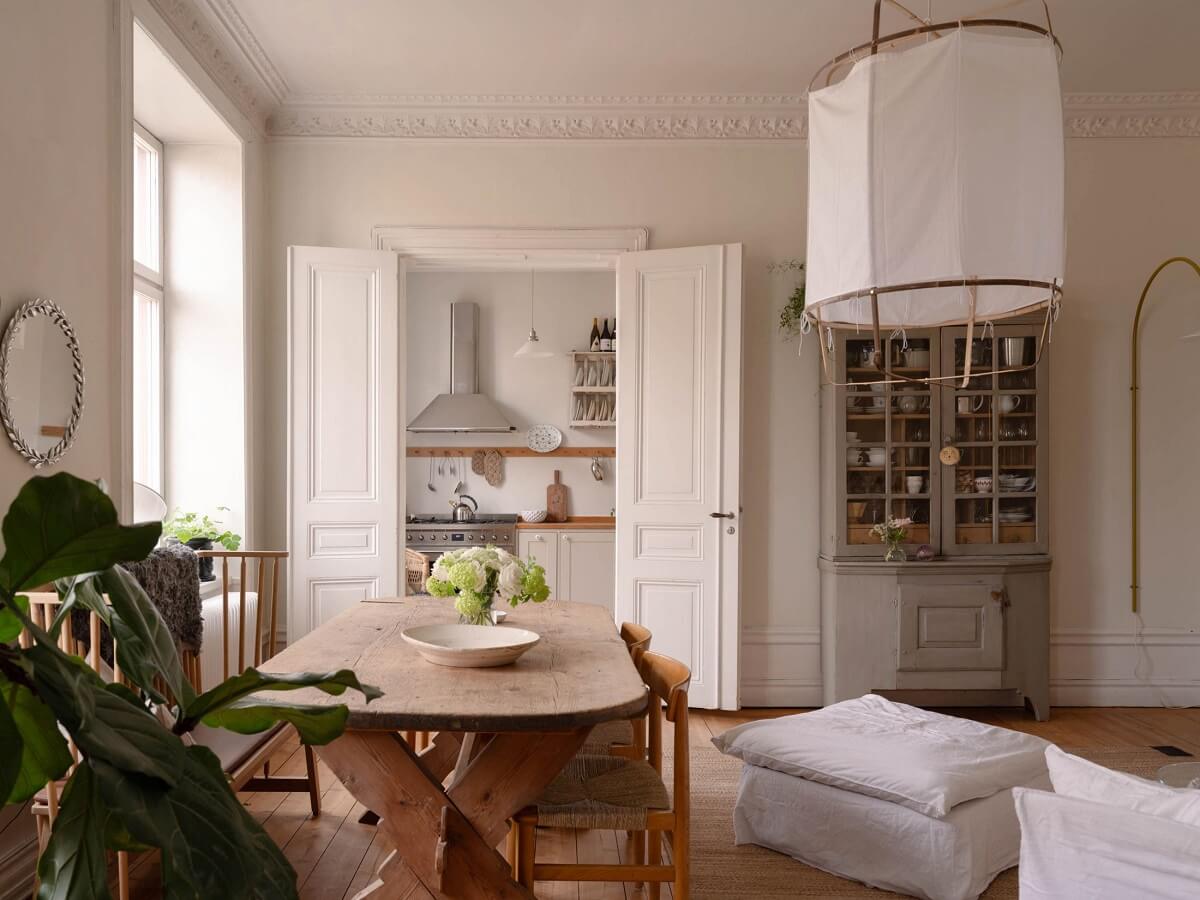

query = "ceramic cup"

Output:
[[998, 394, 1022, 414], [957, 396, 985, 415], [867, 448, 887, 467], [974, 476, 994, 493], [905, 475, 924, 495], [905, 348, 931, 368]]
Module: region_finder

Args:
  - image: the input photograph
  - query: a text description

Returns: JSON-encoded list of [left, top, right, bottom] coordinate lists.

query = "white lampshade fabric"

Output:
[[806, 29, 1065, 329]]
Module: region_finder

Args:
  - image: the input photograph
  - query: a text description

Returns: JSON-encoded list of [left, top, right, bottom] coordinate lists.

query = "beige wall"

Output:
[[0, 1, 121, 509], [264, 135, 1200, 704]]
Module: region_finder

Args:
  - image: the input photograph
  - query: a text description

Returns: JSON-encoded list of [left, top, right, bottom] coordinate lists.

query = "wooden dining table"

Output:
[[259, 596, 647, 899]]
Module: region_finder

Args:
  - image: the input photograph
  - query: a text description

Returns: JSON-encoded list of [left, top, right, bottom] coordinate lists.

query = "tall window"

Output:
[[133, 123, 164, 493]]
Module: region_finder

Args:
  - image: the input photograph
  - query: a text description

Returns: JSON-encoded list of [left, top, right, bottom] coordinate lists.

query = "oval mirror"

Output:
[[0, 298, 85, 468]]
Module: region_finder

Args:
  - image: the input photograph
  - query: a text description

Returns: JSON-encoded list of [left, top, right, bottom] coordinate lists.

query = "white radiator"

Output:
[[199, 591, 260, 689]]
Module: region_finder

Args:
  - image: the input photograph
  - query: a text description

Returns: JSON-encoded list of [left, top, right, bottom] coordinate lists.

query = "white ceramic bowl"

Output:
[[401, 623, 540, 668], [867, 448, 887, 467], [520, 509, 548, 523]]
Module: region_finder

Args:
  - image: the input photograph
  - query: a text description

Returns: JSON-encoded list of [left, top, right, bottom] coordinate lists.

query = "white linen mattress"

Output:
[[734, 762, 1051, 900]]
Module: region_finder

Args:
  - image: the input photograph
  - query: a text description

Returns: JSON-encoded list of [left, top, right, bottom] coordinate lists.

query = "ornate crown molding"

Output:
[[268, 91, 1200, 140], [147, 0, 282, 131], [135, 3, 1200, 142]]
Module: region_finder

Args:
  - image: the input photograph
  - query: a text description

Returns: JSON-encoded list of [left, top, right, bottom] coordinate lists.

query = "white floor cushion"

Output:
[[735, 763, 1048, 900], [1015, 787, 1200, 900], [712, 694, 1049, 817], [1045, 744, 1200, 827]]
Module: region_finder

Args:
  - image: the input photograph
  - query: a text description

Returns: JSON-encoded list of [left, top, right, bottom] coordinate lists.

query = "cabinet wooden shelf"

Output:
[[820, 323, 1051, 721]]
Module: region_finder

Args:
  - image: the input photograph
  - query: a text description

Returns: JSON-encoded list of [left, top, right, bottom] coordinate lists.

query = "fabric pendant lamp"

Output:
[[805, 26, 1065, 348]]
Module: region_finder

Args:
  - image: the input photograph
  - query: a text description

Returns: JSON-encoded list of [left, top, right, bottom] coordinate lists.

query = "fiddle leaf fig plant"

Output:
[[0, 473, 382, 899]]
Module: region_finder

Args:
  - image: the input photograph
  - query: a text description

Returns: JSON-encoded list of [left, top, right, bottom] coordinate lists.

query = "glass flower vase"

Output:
[[884, 542, 907, 562], [456, 593, 496, 626]]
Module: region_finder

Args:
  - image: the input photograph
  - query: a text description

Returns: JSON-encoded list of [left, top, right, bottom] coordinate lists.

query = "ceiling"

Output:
[[230, 0, 1200, 99]]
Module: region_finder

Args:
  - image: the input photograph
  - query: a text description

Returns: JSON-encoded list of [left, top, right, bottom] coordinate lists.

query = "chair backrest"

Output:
[[20, 593, 114, 820], [637, 650, 692, 815], [194, 550, 287, 683], [619, 621, 652, 662]]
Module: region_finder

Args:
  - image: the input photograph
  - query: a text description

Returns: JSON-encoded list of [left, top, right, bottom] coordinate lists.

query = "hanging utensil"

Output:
[[437, 456, 445, 476], [427, 455, 436, 492], [590, 456, 605, 481]]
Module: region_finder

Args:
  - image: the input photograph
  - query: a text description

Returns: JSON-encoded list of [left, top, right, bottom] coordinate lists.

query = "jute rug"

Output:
[[678, 743, 1168, 899]]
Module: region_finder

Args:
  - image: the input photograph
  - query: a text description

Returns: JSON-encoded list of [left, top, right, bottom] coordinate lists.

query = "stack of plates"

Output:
[[998, 474, 1035, 492], [998, 510, 1033, 524]]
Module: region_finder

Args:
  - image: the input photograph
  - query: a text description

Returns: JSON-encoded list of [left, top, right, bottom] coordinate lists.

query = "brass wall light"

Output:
[[1130, 256, 1200, 612]]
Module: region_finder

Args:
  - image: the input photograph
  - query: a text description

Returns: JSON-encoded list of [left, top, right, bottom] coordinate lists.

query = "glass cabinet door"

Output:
[[940, 325, 1045, 554], [841, 334, 938, 554]]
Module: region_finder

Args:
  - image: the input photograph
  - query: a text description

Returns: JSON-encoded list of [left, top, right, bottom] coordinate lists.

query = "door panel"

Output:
[[289, 247, 403, 641], [616, 244, 742, 709], [897, 582, 1005, 673]]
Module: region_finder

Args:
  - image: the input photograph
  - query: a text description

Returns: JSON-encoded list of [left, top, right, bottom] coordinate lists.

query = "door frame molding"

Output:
[[371, 225, 648, 270]]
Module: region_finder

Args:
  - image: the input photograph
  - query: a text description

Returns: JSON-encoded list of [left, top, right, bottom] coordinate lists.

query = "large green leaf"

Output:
[[0, 674, 73, 804], [92, 748, 299, 900], [48, 576, 110, 638], [0, 687, 20, 804], [36, 764, 112, 900], [0, 594, 30, 643], [203, 701, 349, 745], [179, 668, 381, 732], [0, 473, 160, 594], [27, 643, 182, 786], [100, 566, 194, 707]]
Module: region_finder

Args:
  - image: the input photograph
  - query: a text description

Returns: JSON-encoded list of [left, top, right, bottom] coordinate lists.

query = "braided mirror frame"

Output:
[[0, 297, 85, 468]]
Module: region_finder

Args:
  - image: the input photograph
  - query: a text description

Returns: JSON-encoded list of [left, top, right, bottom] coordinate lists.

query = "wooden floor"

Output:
[[119, 706, 1200, 899]]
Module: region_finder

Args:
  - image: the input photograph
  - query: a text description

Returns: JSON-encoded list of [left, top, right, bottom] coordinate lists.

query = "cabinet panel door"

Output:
[[897, 582, 1004, 672], [558, 530, 615, 615], [518, 532, 558, 601]]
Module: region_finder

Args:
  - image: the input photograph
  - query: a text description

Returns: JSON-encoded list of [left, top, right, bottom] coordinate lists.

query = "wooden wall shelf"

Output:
[[406, 446, 614, 458]]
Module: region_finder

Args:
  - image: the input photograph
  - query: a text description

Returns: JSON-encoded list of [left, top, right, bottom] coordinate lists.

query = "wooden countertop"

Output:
[[516, 516, 615, 530]]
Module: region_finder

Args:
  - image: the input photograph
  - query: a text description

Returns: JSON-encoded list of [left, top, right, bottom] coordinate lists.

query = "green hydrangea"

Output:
[[519, 562, 550, 604], [425, 576, 456, 597], [448, 560, 485, 593], [455, 590, 491, 625]]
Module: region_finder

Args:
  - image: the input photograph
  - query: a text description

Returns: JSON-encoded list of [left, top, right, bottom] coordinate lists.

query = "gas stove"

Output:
[[405, 514, 518, 557]]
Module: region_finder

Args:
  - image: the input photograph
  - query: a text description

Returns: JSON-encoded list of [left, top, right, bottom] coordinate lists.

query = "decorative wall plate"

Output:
[[526, 424, 563, 453]]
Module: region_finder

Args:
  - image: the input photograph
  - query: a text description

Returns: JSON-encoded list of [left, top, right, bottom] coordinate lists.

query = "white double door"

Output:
[[288, 243, 742, 710]]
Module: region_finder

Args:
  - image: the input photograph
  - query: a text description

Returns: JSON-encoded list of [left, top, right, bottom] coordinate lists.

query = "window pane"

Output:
[[133, 290, 162, 493], [133, 134, 160, 273]]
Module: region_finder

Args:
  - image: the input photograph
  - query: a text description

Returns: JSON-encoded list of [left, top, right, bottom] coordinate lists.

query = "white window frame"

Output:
[[133, 121, 164, 285], [132, 120, 165, 493]]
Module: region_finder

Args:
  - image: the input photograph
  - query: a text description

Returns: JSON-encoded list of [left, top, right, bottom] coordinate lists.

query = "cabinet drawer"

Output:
[[897, 582, 1004, 672]]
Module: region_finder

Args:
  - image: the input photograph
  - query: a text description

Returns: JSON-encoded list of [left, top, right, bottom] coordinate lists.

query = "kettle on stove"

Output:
[[449, 494, 478, 523]]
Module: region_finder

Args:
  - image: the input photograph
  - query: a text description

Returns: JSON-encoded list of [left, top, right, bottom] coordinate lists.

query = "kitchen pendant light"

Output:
[[805, 0, 1065, 386], [515, 268, 554, 359]]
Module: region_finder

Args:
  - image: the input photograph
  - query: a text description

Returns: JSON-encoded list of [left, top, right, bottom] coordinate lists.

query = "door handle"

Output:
[[710, 512, 735, 519]]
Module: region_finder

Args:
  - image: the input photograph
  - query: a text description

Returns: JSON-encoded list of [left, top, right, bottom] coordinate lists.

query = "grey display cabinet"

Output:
[[819, 322, 1051, 720]]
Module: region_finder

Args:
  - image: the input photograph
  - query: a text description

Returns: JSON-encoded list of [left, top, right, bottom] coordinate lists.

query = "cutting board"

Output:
[[546, 470, 568, 523]]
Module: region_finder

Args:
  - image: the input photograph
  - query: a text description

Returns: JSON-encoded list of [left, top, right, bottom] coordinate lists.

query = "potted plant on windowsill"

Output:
[[163, 508, 242, 582]]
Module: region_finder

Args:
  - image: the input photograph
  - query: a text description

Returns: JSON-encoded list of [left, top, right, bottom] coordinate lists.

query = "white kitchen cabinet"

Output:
[[518, 530, 559, 600], [558, 530, 616, 614], [517, 528, 615, 615]]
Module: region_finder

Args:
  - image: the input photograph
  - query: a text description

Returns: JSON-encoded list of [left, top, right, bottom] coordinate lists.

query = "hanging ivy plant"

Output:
[[769, 259, 807, 339]]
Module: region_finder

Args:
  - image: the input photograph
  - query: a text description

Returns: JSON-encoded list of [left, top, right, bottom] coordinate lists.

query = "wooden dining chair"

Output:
[[579, 621, 652, 759], [513, 650, 691, 900], [192, 549, 322, 817], [22, 593, 131, 900]]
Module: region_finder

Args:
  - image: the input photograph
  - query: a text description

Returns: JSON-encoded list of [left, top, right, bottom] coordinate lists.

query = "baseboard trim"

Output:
[[1051, 679, 1200, 707]]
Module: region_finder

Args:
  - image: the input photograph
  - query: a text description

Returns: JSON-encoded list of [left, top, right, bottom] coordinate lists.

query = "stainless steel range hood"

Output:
[[407, 301, 516, 433]]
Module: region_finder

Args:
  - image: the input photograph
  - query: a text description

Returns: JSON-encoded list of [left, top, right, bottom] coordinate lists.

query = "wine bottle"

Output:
[[589, 317, 601, 351], [610, 318, 616, 353], [600, 318, 612, 352]]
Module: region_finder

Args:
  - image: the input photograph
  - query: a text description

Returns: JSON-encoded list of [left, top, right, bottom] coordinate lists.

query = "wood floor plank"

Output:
[[120, 707, 1200, 899]]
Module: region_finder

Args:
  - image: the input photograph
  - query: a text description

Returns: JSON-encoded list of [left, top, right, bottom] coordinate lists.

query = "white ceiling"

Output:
[[134, 22, 237, 143], [230, 0, 1200, 99]]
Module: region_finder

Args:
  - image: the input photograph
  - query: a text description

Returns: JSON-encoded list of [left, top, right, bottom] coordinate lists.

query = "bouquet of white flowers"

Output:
[[425, 545, 551, 625]]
